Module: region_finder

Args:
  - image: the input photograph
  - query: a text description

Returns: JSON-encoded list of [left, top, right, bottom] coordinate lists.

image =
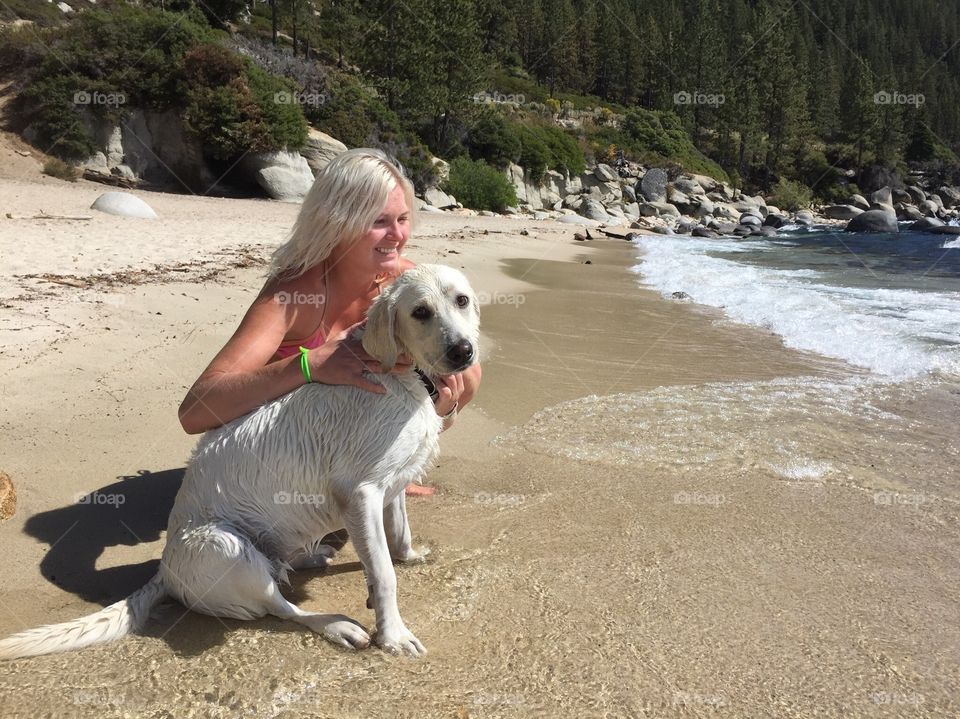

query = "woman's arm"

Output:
[[178, 292, 388, 435]]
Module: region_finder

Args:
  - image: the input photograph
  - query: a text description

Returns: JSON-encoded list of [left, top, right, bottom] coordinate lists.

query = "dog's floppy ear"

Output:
[[361, 287, 400, 370]]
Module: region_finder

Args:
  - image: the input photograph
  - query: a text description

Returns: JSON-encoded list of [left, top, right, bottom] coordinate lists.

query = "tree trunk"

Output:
[[271, 0, 278, 46]]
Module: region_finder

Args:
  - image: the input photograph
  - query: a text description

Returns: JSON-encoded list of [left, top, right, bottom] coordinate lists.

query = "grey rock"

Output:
[[795, 211, 815, 226], [936, 186, 960, 208], [739, 213, 762, 227], [672, 177, 704, 196], [300, 128, 347, 175], [693, 198, 716, 218], [895, 204, 923, 221], [676, 219, 696, 234], [763, 213, 790, 228], [594, 163, 618, 182], [621, 183, 636, 202], [651, 225, 675, 235], [891, 188, 912, 205], [717, 222, 738, 235], [732, 225, 754, 237], [848, 194, 871, 211], [424, 186, 458, 209], [906, 185, 927, 205], [929, 225, 960, 235], [579, 198, 613, 222], [556, 214, 602, 227], [911, 217, 945, 231], [692, 226, 719, 238], [638, 168, 668, 202], [846, 209, 898, 233], [870, 186, 894, 209], [823, 205, 864, 221], [90, 191, 157, 219]]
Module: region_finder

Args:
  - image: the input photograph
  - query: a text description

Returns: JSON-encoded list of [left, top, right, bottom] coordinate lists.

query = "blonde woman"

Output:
[[179, 149, 481, 496]]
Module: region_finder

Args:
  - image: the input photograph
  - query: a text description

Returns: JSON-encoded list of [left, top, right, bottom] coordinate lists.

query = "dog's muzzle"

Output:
[[444, 339, 475, 372]]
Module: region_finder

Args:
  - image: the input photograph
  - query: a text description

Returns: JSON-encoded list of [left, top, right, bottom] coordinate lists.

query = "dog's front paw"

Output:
[[320, 616, 371, 650], [393, 545, 430, 565], [375, 625, 427, 657]]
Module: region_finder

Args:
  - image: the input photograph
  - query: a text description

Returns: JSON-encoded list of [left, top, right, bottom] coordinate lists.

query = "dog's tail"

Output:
[[0, 574, 167, 660]]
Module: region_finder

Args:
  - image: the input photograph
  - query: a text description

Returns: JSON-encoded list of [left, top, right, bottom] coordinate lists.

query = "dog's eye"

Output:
[[455, 294, 470, 308], [411, 305, 433, 321]]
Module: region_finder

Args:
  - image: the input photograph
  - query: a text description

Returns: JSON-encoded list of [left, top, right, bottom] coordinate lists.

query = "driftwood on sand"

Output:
[[6, 212, 93, 221], [0, 472, 15, 521]]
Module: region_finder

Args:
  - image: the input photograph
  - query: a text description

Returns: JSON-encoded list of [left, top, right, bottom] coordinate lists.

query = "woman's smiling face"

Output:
[[330, 184, 411, 278]]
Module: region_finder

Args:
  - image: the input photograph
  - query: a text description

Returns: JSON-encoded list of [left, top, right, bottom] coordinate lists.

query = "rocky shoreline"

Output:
[[67, 112, 960, 236]]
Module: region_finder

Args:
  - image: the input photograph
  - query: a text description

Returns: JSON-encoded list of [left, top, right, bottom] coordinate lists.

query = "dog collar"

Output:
[[415, 369, 439, 400]]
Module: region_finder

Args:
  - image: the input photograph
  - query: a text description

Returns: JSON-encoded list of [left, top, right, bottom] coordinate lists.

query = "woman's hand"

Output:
[[433, 373, 465, 418], [308, 324, 412, 393]]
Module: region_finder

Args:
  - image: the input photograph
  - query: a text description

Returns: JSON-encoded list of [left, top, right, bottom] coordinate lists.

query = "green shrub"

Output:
[[513, 122, 584, 182], [442, 157, 517, 212], [465, 111, 521, 168], [304, 70, 399, 147], [0, 0, 68, 26], [181, 43, 306, 159], [42, 158, 79, 181], [587, 108, 728, 182], [769, 178, 812, 211], [12, 6, 307, 164]]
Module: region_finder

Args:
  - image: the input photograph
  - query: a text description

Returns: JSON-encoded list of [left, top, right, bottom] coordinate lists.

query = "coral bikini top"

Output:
[[271, 271, 394, 362]]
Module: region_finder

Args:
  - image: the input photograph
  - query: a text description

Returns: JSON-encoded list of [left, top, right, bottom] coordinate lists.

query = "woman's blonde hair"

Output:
[[268, 148, 417, 280]]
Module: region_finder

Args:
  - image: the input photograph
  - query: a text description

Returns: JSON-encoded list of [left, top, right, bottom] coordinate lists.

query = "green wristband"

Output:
[[298, 346, 312, 383]]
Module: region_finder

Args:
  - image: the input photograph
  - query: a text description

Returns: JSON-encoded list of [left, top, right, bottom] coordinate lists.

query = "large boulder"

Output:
[[823, 205, 864, 221], [870, 186, 895, 210], [689, 173, 721, 193], [895, 203, 923, 221], [241, 150, 315, 201], [667, 187, 695, 214], [593, 163, 618, 182], [299, 128, 347, 175], [848, 194, 871, 211], [671, 177, 704, 196], [739, 213, 762, 227], [846, 209, 898, 233], [579, 198, 614, 223], [763, 213, 790, 228], [693, 198, 716, 218], [90, 191, 158, 219], [911, 217, 944, 231], [638, 201, 680, 218], [936, 186, 960, 209], [638, 168, 668, 202], [906, 186, 926, 205], [556, 214, 602, 227], [423, 186, 458, 209], [795, 211, 815, 226], [921, 199, 941, 217]]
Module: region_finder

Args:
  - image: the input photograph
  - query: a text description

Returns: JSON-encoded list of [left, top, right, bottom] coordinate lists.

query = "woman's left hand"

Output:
[[434, 373, 464, 418]]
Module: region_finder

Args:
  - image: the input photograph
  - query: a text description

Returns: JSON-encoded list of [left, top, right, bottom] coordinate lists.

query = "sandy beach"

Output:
[[0, 173, 958, 718]]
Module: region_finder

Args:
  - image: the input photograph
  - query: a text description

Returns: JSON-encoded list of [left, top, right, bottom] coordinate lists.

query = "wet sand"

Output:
[[0, 182, 958, 718]]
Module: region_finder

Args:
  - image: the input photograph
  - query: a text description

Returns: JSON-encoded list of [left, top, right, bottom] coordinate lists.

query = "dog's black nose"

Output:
[[445, 339, 474, 366]]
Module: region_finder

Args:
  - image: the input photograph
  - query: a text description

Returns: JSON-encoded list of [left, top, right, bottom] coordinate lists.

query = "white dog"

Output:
[[0, 264, 480, 660]]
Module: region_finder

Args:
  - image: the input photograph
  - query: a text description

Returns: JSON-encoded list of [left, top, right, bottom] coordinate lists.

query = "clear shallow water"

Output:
[[630, 227, 960, 379], [497, 225, 959, 510]]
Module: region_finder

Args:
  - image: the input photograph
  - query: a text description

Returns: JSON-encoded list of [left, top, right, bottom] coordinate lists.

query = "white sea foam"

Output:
[[944, 238, 960, 249], [631, 235, 960, 378]]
